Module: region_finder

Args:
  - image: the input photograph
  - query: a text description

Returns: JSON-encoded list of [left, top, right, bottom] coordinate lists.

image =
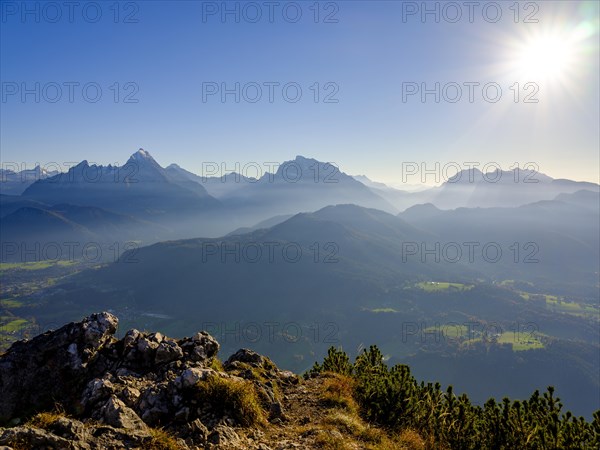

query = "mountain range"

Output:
[[64, 193, 599, 317], [0, 165, 59, 195], [2, 149, 597, 255], [1, 148, 599, 417], [26, 199, 600, 417]]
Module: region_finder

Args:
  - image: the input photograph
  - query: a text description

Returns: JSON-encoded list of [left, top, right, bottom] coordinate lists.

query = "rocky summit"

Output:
[[0, 313, 297, 449], [0, 313, 394, 450], [1, 313, 598, 450]]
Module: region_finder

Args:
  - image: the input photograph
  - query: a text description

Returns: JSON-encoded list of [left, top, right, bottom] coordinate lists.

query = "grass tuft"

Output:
[[208, 357, 224, 371], [397, 429, 426, 450], [146, 428, 181, 450], [194, 375, 266, 427], [320, 373, 358, 413]]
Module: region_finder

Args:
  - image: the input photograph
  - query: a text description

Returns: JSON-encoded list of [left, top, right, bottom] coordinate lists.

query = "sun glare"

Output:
[[498, 3, 600, 89], [515, 35, 574, 80]]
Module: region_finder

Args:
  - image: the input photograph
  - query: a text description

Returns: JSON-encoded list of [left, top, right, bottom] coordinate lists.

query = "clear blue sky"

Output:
[[1, 1, 598, 184]]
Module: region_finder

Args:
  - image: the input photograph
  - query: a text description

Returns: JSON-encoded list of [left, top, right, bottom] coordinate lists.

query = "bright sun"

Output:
[[492, 5, 598, 97], [514, 35, 575, 81]]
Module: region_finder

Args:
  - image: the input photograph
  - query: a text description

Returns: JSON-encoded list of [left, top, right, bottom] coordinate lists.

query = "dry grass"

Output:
[[10, 408, 68, 450], [208, 357, 224, 372], [320, 373, 358, 413], [323, 410, 385, 443], [314, 375, 427, 450], [397, 429, 426, 450], [322, 410, 407, 449], [4, 437, 31, 450], [146, 427, 181, 450], [26, 411, 64, 430], [313, 427, 352, 450], [26, 405, 67, 430], [194, 375, 266, 427]]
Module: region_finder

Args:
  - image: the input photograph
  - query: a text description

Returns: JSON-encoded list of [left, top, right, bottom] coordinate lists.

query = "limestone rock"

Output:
[[0, 312, 118, 423]]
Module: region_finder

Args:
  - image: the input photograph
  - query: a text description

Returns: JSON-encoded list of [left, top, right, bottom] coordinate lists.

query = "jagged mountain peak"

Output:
[[134, 148, 152, 158], [274, 155, 342, 179], [294, 155, 318, 163], [127, 148, 160, 166]]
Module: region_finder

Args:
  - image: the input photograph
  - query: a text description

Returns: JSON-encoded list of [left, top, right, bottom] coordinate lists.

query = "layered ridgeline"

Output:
[[1, 151, 397, 251], [3, 149, 597, 254], [212, 155, 397, 223], [374, 167, 599, 211], [0, 165, 59, 195], [20, 150, 219, 216], [8, 201, 600, 418], [0, 204, 167, 254], [0, 313, 597, 449], [2, 150, 599, 420], [13, 150, 224, 240]]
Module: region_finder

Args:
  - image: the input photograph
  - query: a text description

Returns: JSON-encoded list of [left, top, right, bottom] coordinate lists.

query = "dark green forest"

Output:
[[308, 346, 600, 450]]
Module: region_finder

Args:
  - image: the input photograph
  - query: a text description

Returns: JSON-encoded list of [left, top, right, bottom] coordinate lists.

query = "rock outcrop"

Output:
[[0, 312, 119, 422], [0, 312, 299, 449]]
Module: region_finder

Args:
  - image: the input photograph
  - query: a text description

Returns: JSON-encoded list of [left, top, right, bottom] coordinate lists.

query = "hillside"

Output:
[[5, 200, 598, 418], [0, 312, 418, 449], [0, 313, 598, 449], [1, 204, 165, 242]]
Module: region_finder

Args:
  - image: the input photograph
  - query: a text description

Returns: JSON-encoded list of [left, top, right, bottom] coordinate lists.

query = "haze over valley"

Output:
[[1, 2, 599, 447]]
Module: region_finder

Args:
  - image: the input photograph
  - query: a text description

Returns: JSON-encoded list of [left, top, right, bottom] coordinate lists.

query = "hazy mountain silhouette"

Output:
[[201, 172, 259, 198], [0, 165, 59, 195], [22, 150, 220, 216], [5, 151, 600, 269], [13, 200, 599, 417], [217, 156, 398, 225], [398, 191, 599, 295], [0, 204, 166, 261], [0, 194, 49, 218], [20, 150, 226, 237], [164, 163, 214, 198], [384, 168, 599, 210], [226, 214, 294, 236], [65, 194, 600, 317]]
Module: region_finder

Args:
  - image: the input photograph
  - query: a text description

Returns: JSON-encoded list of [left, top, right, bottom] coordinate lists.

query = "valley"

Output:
[[3, 4, 599, 446], [1, 151, 599, 419]]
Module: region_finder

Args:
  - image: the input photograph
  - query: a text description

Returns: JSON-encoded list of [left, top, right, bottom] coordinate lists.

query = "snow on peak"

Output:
[[135, 148, 151, 158], [128, 149, 160, 166]]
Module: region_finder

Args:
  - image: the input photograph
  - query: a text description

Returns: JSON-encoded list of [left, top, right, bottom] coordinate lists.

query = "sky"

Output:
[[1, 0, 599, 185]]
